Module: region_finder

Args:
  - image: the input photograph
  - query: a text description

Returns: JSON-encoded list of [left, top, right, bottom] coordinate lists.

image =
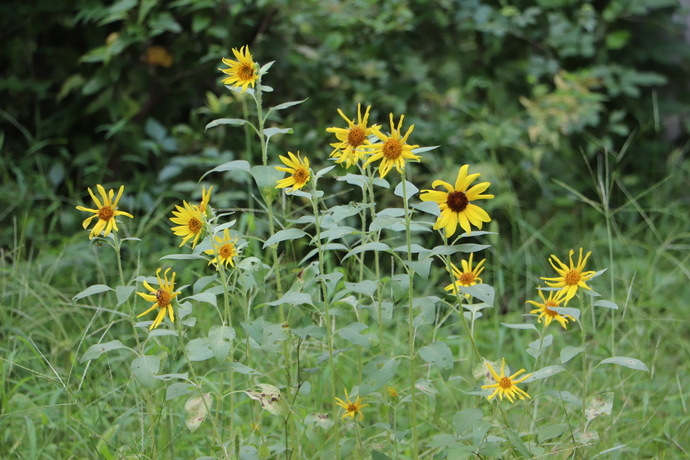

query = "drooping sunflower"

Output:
[[76, 184, 133, 239], [204, 228, 239, 269], [198, 185, 213, 217], [335, 389, 369, 421], [420, 164, 494, 237], [219, 45, 259, 93], [276, 151, 310, 192], [540, 248, 596, 303], [326, 104, 379, 169], [481, 358, 532, 403], [444, 253, 486, 296], [362, 113, 420, 178], [170, 201, 205, 248], [527, 288, 575, 329], [137, 268, 181, 330]]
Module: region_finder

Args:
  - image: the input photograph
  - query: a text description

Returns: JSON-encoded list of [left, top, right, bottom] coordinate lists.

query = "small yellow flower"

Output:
[[326, 104, 379, 169], [145, 46, 173, 68], [444, 253, 485, 296], [540, 248, 596, 303], [362, 113, 420, 178], [420, 165, 494, 237], [219, 45, 259, 93], [204, 229, 239, 269], [198, 185, 213, 217], [335, 389, 369, 421], [386, 385, 398, 398], [136, 268, 181, 330], [481, 358, 531, 403], [276, 151, 311, 192], [527, 288, 575, 329], [170, 201, 205, 248], [76, 184, 133, 239]]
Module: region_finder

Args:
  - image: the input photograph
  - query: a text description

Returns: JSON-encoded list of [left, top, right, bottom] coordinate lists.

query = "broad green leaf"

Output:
[[430, 244, 491, 256], [159, 254, 208, 261], [259, 60, 275, 74], [459, 284, 495, 306], [80, 340, 129, 363], [585, 392, 614, 422], [269, 98, 307, 111], [131, 355, 160, 389], [265, 292, 314, 307], [412, 145, 440, 153], [343, 280, 377, 297], [208, 325, 235, 362], [593, 300, 618, 309], [184, 292, 217, 308], [574, 430, 599, 445], [393, 180, 419, 198], [419, 341, 454, 381], [538, 423, 568, 443], [204, 118, 247, 131], [544, 390, 581, 405], [527, 334, 553, 359], [343, 242, 391, 261], [560, 346, 585, 363], [115, 285, 136, 306], [523, 365, 565, 383], [453, 408, 483, 434], [404, 259, 433, 280], [211, 362, 260, 375], [245, 384, 290, 416], [263, 228, 308, 248], [263, 127, 292, 138], [186, 338, 214, 362], [239, 445, 259, 460], [371, 451, 393, 460], [167, 382, 195, 400], [504, 428, 531, 459], [154, 373, 188, 381], [501, 322, 538, 331], [338, 322, 375, 349], [360, 356, 398, 397], [73, 284, 112, 300], [599, 356, 649, 372], [200, 160, 251, 181], [427, 434, 456, 448], [550, 306, 581, 321], [185, 393, 213, 432]]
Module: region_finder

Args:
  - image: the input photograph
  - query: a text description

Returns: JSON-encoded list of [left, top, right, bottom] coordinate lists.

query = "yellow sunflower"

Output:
[[76, 184, 133, 239], [362, 113, 420, 178], [204, 228, 239, 269], [136, 268, 181, 330], [335, 389, 369, 421], [170, 201, 205, 248], [276, 151, 311, 192], [481, 358, 531, 403], [420, 165, 494, 237], [198, 185, 213, 217], [527, 288, 575, 329], [326, 103, 379, 169], [219, 45, 259, 93], [444, 253, 485, 296], [540, 248, 596, 303]]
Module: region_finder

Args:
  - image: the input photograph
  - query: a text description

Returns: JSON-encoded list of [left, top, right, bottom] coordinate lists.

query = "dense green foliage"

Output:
[[2, 0, 690, 459]]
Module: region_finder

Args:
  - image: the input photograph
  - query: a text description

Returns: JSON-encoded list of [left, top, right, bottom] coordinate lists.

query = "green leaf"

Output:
[[208, 325, 235, 362], [343, 242, 391, 261], [131, 355, 160, 389], [544, 390, 581, 405], [264, 127, 293, 138], [371, 451, 393, 460], [430, 244, 491, 256], [265, 292, 314, 307], [453, 408, 484, 434], [73, 284, 113, 300], [245, 384, 290, 416], [211, 362, 260, 375], [359, 356, 398, 397], [200, 160, 251, 181], [338, 323, 375, 349], [186, 338, 214, 362], [560, 346, 585, 363], [184, 292, 217, 308], [523, 365, 565, 383], [81, 340, 129, 363], [504, 428, 531, 459], [538, 423, 568, 443], [593, 300, 618, 309], [185, 393, 213, 432], [204, 118, 247, 131], [263, 228, 308, 248], [404, 259, 433, 279], [585, 392, 614, 422], [166, 382, 195, 400], [419, 341, 454, 381], [115, 286, 136, 306], [599, 356, 649, 372], [393, 180, 419, 198], [159, 254, 208, 261], [549, 306, 581, 321], [459, 284, 495, 306], [269, 99, 307, 111], [501, 323, 538, 331], [343, 280, 377, 297]]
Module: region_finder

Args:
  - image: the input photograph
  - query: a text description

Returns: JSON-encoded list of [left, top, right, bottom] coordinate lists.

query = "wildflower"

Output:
[[335, 389, 369, 421], [170, 201, 205, 248], [527, 288, 575, 329], [204, 229, 239, 269], [198, 185, 213, 217], [137, 268, 181, 330], [326, 104, 378, 169], [420, 165, 494, 237], [386, 385, 398, 398], [540, 248, 596, 303], [444, 252, 485, 296], [481, 358, 531, 403], [219, 45, 259, 93], [362, 113, 420, 178], [76, 184, 133, 239], [145, 46, 173, 68], [276, 151, 310, 192]]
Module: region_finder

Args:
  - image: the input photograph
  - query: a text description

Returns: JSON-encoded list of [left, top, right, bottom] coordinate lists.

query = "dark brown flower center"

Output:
[[239, 64, 255, 80], [544, 300, 559, 316], [499, 377, 512, 389], [219, 243, 233, 258], [447, 191, 469, 213], [293, 168, 309, 185], [382, 138, 402, 160], [188, 218, 202, 234], [98, 206, 114, 221], [347, 126, 366, 146], [156, 289, 171, 307], [347, 403, 358, 412], [459, 272, 476, 285], [564, 270, 581, 285]]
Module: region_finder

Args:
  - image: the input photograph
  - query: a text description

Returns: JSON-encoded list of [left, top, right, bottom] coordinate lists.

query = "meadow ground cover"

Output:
[[2, 41, 689, 460]]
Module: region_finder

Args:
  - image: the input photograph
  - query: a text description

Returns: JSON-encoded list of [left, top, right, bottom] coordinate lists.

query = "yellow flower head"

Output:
[[386, 385, 398, 398], [335, 389, 369, 421], [170, 201, 205, 248], [219, 45, 259, 93], [276, 151, 310, 192], [136, 268, 181, 330], [326, 103, 379, 169], [76, 184, 134, 239], [420, 165, 494, 237], [481, 358, 531, 403], [527, 288, 575, 329], [362, 113, 420, 178], [198, 185, 213, 217], [204, 228, 239, 269], [540, 248, 596, 303], [444, 253, 485, 296]]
